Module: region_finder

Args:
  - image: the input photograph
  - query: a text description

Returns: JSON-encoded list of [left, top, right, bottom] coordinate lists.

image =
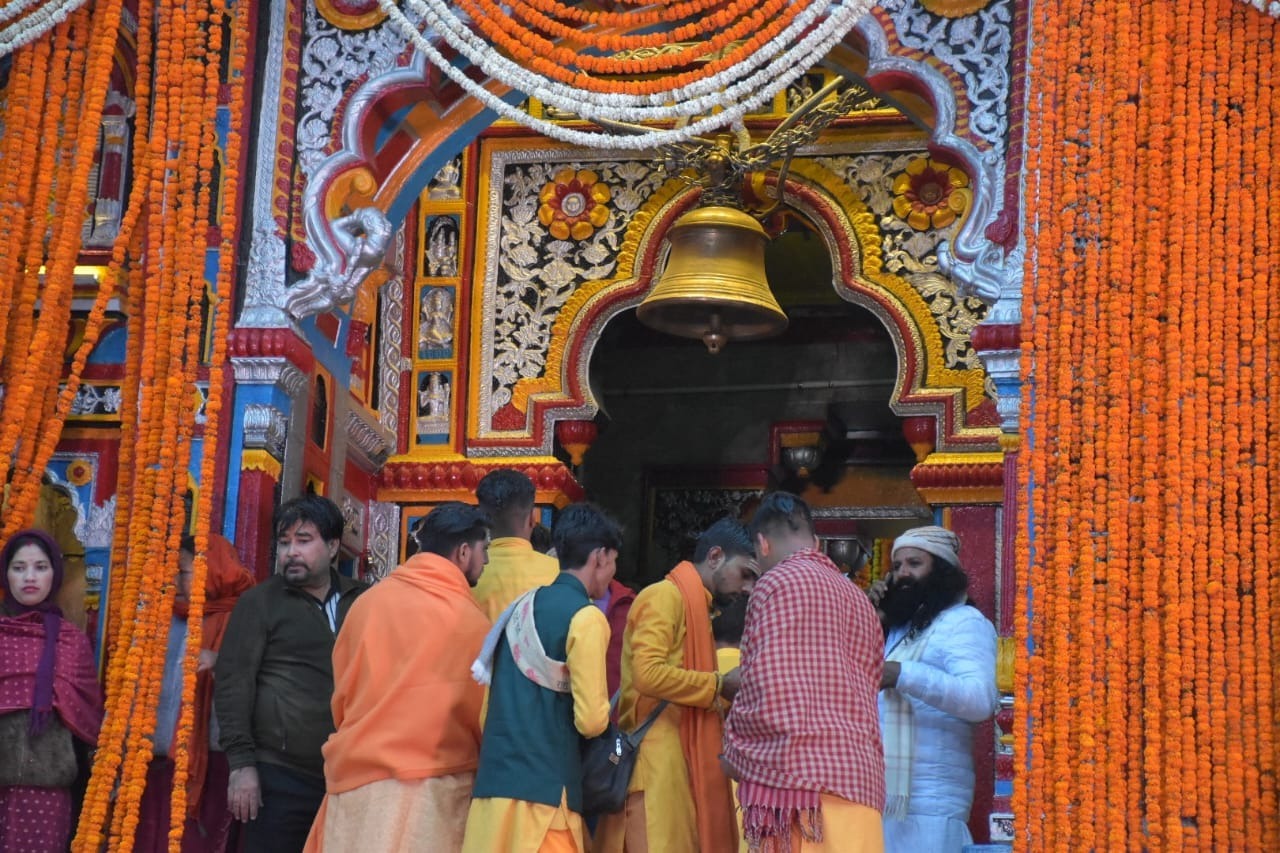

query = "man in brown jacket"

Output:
[[214, 496, 365, 853]]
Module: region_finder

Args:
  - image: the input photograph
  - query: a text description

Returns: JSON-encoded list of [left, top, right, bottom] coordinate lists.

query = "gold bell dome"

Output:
[[637, 206, 788, 353]]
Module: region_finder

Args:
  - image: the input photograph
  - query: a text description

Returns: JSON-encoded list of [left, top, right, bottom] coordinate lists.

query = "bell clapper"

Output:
[[702, 312, 726, 354]]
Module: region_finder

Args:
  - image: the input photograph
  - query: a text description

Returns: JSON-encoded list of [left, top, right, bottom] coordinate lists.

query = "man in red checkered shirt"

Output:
[[722, 492, 885, 853]]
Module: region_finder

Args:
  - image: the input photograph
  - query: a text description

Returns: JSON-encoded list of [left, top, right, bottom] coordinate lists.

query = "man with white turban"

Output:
[[868, 526, 999, 853]]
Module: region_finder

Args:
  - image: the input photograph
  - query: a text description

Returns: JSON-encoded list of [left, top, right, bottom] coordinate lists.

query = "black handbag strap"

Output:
[[606, 689, 671, 747], [625, 700, 669, 747]]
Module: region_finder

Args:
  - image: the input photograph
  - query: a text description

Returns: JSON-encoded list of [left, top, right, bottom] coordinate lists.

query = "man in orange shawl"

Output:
[[136, 534, 255, 853], [594, 518, 759, 853], [304, 502, 491, 852]]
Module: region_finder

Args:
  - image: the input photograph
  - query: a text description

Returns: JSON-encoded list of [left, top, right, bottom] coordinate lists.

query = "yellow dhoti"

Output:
[[462, 791, 589, 853], [759, 795, 882, 853]]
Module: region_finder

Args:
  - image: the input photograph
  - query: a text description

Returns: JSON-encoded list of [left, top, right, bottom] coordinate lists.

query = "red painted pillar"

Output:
[[234, 463, 280, 582], [950, 504, 1000, 843]]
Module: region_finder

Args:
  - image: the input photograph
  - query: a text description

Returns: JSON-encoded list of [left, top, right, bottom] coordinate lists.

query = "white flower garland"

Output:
[[0, 0, 88, 56], [377, 0, 876, 148], [409, 0, 858, 109]]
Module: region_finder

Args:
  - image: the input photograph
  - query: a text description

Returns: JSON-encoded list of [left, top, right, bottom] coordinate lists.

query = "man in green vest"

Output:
[[462, 502, 621, 853]]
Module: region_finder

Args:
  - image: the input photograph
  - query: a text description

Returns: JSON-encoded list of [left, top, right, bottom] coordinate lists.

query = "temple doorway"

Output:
[[580, 221, 930, 587]]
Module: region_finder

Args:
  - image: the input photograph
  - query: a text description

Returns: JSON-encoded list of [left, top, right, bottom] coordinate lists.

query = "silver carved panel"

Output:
[[297, 9, 408, 181], [237, 0, 292, 329], [242, 403, 288, 459], [365, 500, 401, 582], [378, 274, 405, 436], [476, 148, 666, 434], [881, 0, 1014, 154]]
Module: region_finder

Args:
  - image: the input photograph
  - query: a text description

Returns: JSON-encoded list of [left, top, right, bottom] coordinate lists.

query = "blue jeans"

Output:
[[240, 762, 325, 853]]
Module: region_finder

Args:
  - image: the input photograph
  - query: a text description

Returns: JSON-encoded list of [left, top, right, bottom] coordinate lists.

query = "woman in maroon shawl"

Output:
[[0, 528, 104, 852]]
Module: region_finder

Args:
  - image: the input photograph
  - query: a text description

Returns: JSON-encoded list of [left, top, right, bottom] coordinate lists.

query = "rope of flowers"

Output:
[[167, 0, 244, 843], [44, 0, 243, 847], [0, 0, 90, 56], [104, 0, 213, 844], [5, 0, 135, 534], [0, 23, 64, 480], [379, 0, 870, 147], [403, 0, 859, 105], [454, 0, 803, 82], [0, 41, 41, 359], [1017, 0, 1278, 846], [0, 8, 87, 528]]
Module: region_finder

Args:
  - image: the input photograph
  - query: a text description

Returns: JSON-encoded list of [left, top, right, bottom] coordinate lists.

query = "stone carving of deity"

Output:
[[428, 157, 463, 200], [417, 372, 451, 435], [426, 221, 458, 278], [419, 287, 454, 352]]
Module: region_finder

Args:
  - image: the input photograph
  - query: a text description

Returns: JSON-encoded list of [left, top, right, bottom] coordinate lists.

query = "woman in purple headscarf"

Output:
[[0, 529, 104, 851]]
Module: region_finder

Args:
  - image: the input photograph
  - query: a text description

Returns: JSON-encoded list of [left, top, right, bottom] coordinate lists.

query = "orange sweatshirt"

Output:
[[321, 552, 491, 793]]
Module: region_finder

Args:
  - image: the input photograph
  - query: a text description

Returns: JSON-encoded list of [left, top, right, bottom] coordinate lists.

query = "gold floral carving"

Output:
[[919, 0, 994, 18], [314, 0, 387, 32]]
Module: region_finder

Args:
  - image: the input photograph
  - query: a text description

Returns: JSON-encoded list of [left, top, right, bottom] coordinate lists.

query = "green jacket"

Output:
[[473, 573, 593, 811], [213, 570, 364, 779]]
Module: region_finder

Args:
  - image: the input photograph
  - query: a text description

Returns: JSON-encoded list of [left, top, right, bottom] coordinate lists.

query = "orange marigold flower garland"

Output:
[[454, 0, 801, 85], [1251, 5, 1278, 832], [9, 10, 90, 503], [17, 0, 136, 534], [1019, 0, 1280, 847], [0, 43, 41, 355], [0, 18, 71, 502], [0, 0, 252, 845], [167, 1, 243, 842], [381, 0, 873, 148]]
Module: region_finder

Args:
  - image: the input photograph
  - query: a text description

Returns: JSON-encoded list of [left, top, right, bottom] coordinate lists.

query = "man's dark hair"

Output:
[[530, 522, 553, 554], [412, 502, 490, 557], [883, 555, 971, 639], [552, 502, 623, 571], [273, 494, 345, 543], [748, 491, 814, 541], [693, 517, 754, 563], [476, 469, 536, 532], [712, 594, 748, 646], [179, 535, 197, 555]]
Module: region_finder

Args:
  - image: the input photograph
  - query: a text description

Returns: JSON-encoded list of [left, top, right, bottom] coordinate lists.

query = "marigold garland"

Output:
[[381, 0, 874, 148], [0, 0, 243, 846], [1017, 0, 1279, 847]]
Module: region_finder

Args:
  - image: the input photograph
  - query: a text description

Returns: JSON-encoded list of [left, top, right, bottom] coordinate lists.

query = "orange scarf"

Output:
[[184, 535, 255, 817], [668, 561, 738, 853]]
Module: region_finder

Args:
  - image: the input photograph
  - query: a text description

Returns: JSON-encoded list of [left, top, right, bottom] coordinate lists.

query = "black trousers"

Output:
[[240, 762, 326, 853]]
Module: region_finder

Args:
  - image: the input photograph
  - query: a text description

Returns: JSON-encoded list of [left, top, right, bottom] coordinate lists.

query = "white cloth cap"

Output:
[[891, 525, 961, 568]]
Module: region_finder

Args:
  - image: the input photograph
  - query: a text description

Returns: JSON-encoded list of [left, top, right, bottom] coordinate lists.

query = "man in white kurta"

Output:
[[872, 526, 999, 853]]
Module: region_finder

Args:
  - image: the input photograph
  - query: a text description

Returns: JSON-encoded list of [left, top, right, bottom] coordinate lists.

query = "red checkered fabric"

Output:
[[723, 548, 885, 811]]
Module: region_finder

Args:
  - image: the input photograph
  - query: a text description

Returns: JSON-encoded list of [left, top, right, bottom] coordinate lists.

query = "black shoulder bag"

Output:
[[580, 695, 669, 816]]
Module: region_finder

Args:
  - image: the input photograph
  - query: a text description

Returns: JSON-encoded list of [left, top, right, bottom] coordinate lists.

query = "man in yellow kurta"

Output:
[[462, 503, 621, 853], [471, 468, 560, 621], [714, 595, 749, 853], [595, 518, 759, 853], [304, 502, 492, 853]]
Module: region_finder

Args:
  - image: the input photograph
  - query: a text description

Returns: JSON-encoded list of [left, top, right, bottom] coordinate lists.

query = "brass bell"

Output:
[[638, 206, 788, 353]]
